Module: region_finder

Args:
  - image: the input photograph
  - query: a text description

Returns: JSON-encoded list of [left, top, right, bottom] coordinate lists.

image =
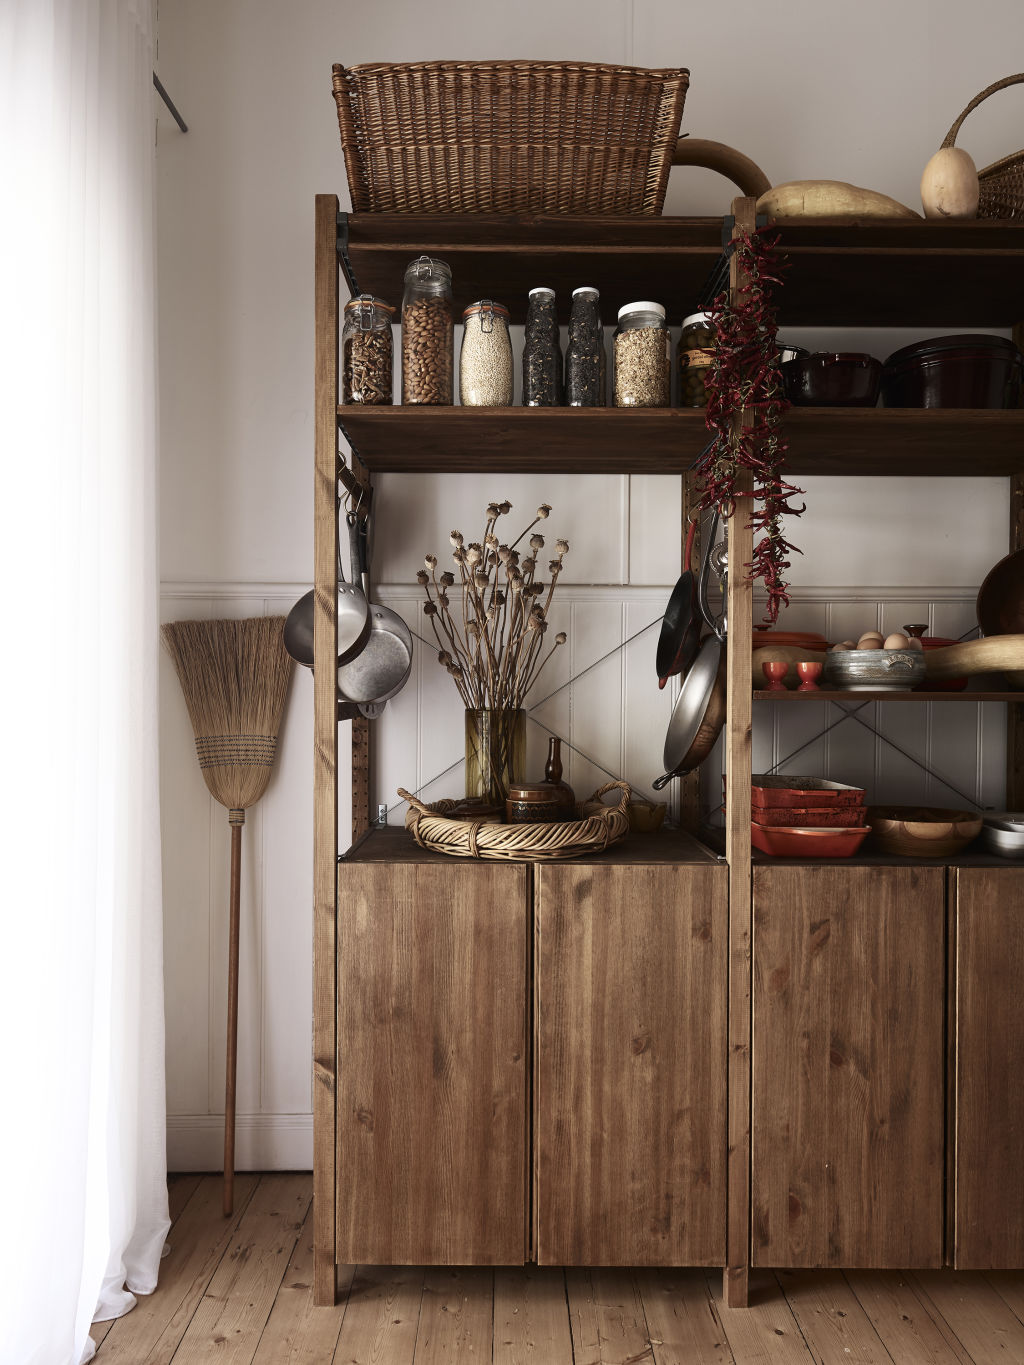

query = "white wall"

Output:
[[155, 0, 1024, 1169]]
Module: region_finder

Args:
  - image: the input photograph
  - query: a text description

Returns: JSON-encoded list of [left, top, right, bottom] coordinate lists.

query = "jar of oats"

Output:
[[401, 256, 453, 405], [613, 301, 670, 407], [677, 311, 717, 407], [342, 294, 394, 404], [460, 300, 513, 406]]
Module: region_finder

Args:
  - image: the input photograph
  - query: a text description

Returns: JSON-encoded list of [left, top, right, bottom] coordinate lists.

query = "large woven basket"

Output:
[[941, 73, 1024, 220], [332, 60, 689, 215], [398, 781, 631, 861]]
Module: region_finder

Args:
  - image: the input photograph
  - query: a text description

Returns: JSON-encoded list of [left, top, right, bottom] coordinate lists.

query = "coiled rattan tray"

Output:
[[398, 781, 631, 861]]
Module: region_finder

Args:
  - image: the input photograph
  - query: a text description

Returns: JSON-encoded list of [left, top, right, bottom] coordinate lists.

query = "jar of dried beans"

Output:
[[460, 300, 513, 406], [522, 287, 562, 406], [677, 310, 717, 407], [613, 301, 670, 407], [565, 286, 605, 407], [342, 294, 394, 404], [401, 256, 453, 404]]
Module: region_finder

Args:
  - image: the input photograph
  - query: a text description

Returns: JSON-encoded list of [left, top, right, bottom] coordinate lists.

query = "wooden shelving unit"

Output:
[[314, 194, 1024, 1308]]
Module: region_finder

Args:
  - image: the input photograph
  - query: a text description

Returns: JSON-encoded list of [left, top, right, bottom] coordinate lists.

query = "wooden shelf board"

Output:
[[754, 849, 1019, 869], [341, 824, 719, 866], [342, 214, 1024, 326], [753, 689, 1024, 702], [338, 405, 1024, 475]]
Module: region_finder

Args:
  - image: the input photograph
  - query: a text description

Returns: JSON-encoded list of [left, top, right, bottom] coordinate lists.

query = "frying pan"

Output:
[[655, 517, 701, 688], [284, 509, 371, 669], [336, 513, 413, 705], [652, 635, 727, 789]]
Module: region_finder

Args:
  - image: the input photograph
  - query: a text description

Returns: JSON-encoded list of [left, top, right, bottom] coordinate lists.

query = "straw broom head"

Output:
[[162, 616, 294, 822]]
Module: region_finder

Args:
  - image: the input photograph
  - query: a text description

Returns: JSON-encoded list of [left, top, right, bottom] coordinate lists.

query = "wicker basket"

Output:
[[941, 73, 1024, 220], [398, 781, 631, 861], [332, 60, 689, 216]]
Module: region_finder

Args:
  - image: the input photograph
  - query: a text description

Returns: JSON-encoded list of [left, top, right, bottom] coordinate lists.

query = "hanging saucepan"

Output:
[[336, 512, 413, 705], [655, 516, 701, 689], [284, 510, 371, 669], [652, 635, 727, 788]]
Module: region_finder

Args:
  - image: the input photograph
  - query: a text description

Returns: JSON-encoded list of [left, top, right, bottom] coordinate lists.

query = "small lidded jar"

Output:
[[677, 310, 717, 407], [342, 294, 394, 405], [401, 255, 453, 405], [522, 287, 563, 406], [565, 286, 605, 407], [460, 300, 513, 406], [613, 301, 670, 407]]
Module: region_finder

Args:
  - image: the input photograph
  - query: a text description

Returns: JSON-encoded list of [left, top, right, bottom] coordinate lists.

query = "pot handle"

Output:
[[652, 770, 674, 791]]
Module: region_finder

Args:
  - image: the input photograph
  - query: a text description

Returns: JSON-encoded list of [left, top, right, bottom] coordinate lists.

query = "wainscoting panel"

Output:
[[160, 581, 1004, 1169]]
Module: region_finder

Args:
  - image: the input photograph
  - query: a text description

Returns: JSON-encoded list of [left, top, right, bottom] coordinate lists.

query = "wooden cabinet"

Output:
[[337, 860, 527, 1264], [534, 862, 728, 1266], [952, 866, 1024, 1269], [751, 865, 946, 1268]]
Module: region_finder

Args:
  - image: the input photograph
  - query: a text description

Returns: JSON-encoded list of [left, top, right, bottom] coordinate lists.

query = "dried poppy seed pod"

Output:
[[416, 569, 430, 585], [486, 502, 500, 518], [423, 602, 437, 616], [440, 570, 455, 587], [466, 544, 482, 566], [498, 500, 512, 515], [425, 553, 438, 569], [452, 546, 466, 564], [536, 504, 551, 519], [485, 532, 499, 549], [555, 631, 567, 645], [530, 533, 545, 550], [548, 559, 561, 574], [474, 570, 489, 589], [450, 530, 464, 546], [497, 545, 511, 563], [521, 556, 536, 574], [556, 539, 569, 555]]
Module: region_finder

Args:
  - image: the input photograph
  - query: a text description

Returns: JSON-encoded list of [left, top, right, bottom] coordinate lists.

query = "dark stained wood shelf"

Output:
[[339, 404, 1024, 475], [342, 824, 719, 865], [341, 214, 1024, 327], [753, 689, 1024, 702]]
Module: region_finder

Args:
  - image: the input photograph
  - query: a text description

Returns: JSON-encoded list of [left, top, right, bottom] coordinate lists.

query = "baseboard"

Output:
[[167, 1113, 313, 1172]]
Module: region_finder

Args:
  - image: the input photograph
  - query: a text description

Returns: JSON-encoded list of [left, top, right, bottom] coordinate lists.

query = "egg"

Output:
[[857, 632, 884, 650], [831, 641, 853, 651], [883, 632, 909, 650], [904, 636, 924, 651]]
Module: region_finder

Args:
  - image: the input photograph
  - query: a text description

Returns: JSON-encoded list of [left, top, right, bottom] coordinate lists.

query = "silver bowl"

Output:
[[821, 648, 927, 691]]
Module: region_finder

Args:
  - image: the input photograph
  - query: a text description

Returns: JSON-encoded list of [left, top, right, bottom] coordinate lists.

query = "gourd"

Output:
[[756, 180, 920, 220], [920, 146, 980, 218]]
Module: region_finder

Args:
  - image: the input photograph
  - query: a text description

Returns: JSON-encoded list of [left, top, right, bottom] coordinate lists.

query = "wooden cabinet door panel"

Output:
[[752, 866, 945, 1268], [954, 867, 1024, 1268], [337, 863, 527, 1264], [534, 863, 728, 1266]]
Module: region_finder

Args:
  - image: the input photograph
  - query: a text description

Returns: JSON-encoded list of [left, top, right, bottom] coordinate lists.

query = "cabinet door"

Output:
[[534, 863, 728, 1266], [337, 862, 527, 1264], [752, 866, 945, 1268], [954, 867, 1024, 1268]]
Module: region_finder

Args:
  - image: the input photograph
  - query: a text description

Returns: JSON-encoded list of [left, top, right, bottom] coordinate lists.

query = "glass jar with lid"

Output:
[[565, 286, 605, 407], [523, 287, 563, 406], [342, 294, 394, 405], [677, 310, 717, 407], [460, 300, 514, 406], [401, 255, 453, 405], [613, 301, 670, 407]]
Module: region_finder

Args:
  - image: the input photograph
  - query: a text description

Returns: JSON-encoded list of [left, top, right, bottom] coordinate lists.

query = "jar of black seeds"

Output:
[[523, 287, 562, 406], [565, 286, 605, 407]]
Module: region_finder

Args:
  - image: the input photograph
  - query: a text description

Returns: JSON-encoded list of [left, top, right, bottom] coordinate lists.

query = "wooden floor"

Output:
[[90, 1173, 1024, 1364]]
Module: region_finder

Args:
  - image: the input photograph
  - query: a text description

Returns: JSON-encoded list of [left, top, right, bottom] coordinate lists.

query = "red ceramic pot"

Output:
[[781, 352, 882, 407], [881, 334, 1023, 409]]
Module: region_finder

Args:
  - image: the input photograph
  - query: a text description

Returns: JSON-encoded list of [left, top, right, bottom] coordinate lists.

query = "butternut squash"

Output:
[[920, 146, 979, 218], [756, 180, 920, 220]]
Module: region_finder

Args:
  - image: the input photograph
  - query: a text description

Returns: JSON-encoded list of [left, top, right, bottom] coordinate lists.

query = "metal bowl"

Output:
[[821, 648, 927, 691]]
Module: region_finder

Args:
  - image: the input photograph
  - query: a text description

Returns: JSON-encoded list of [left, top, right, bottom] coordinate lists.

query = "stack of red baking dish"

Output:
[[750, 774, 870, 857]]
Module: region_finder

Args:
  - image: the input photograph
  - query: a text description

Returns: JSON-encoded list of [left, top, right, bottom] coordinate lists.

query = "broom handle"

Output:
[[224, 819, 242, 1216]]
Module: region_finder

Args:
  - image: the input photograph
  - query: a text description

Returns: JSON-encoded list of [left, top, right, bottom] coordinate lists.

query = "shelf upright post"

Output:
[[312, 193, 340, 1305], [679, 470, 703, 832], [723, 195, 758, 1310], [1008, 316, 1024, 808]]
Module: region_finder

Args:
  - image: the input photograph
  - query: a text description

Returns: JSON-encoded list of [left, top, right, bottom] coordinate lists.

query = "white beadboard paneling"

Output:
[[166, 1113, 313, 1173], [629, 476, 684, 584]]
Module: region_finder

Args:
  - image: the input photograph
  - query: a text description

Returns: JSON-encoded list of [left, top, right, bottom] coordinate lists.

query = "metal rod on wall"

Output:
[[153, 72, 188, 133]]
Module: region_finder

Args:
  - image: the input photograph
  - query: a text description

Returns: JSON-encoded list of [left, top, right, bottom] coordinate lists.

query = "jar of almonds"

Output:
[[460, 300, 513, 406], [677, 311, 717, 407], [342, 294, 394, 404], [613, 301, 670, 407], [401, 256, 453, 404]]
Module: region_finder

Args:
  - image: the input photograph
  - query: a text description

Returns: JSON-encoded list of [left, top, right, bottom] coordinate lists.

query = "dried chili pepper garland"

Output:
[[695, 226, 805, 625]]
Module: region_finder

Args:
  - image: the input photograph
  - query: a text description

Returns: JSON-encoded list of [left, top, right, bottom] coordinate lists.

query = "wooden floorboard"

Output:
[[88, 1175, 1024, 1364]]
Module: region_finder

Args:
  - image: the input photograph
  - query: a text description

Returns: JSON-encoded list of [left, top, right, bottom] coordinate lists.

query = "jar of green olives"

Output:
[[677, 311, 717, 407]]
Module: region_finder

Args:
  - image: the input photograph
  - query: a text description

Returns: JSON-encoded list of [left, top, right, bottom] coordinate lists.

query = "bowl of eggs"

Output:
[[821, 629, 928, 691]]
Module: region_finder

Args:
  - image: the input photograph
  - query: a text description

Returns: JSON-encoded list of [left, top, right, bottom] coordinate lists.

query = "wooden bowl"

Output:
[[867, 806, 982, 858], [977, 550, 1024, 687]]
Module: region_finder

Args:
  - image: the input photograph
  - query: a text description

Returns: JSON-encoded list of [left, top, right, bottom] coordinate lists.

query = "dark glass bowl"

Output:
[[781, 352, 882, 407], [881, 334, 1024, 408]]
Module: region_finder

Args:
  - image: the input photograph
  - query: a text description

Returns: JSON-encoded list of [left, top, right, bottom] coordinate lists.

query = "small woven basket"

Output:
[[398, 780, 631, 861], [332, 60, 689, 215], [941, 73, 1024, 220]]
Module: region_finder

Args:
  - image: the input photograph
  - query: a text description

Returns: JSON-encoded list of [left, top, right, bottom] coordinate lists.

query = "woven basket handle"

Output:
[[942, 73, 1024, 148], [586, 780, 632, 817]]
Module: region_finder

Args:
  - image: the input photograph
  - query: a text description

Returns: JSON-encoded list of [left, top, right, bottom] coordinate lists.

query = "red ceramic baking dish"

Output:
[[880, 333, 1024, 408], [749, 775, 866, 808], [752, 804, 868, 828], [750, 823, 871, 858], [780, 352, 882, 407]]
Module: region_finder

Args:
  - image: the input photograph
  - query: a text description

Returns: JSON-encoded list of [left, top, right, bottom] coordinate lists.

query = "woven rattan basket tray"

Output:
[[398, 781, 631, 861], [941, 73, 1024, 221], [332, 60, 689, 215]]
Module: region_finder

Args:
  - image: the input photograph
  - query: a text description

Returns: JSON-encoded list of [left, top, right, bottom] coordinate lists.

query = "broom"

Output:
[[162, 616, 293, 1215]]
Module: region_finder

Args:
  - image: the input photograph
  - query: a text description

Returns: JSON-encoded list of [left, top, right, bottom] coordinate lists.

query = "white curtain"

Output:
[[0, 1, 168, 1362]]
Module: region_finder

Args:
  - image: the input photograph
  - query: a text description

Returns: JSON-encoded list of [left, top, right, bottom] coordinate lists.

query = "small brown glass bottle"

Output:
[[543, 737, 576, 821]]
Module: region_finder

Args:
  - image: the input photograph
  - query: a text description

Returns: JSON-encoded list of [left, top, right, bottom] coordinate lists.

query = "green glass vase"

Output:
[[464, 708, 526, 805]]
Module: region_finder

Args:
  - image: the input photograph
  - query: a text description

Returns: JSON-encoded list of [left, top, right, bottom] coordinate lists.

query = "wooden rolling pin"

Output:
[[752, 636, 1024, 686]]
